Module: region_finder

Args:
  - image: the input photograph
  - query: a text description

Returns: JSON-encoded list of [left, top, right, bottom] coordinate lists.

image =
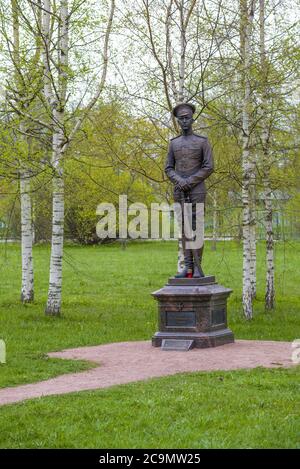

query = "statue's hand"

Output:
[[184, 177, 193, 188], [181, 181, 191, 191], [175, 177, 190, 192]]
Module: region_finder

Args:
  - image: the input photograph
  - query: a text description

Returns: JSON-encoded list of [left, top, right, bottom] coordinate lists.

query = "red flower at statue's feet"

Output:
[[187, 272, 193, 278]]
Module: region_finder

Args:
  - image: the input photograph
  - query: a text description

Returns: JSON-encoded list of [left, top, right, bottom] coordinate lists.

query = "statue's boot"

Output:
[[193, 246, 205, 278], [175, 249, 193, 278], [174, 267, 193, 278]]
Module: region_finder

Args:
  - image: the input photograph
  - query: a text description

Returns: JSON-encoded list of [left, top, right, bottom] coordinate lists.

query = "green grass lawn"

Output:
[[0, 240, 299, 448], [0, 368, 299, 449]]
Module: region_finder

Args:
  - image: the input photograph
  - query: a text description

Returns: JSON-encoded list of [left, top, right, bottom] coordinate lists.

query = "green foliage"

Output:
[[64, 104, 168, 243]]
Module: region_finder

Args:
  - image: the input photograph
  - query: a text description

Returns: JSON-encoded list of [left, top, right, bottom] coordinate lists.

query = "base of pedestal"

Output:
[[152, 328, 234, 349], [167, 275, 216, 286], [151, 275, 234, 350]]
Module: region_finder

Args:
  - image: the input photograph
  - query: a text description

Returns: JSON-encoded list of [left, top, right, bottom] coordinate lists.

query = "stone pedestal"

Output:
[[152, 276, 234, 349]]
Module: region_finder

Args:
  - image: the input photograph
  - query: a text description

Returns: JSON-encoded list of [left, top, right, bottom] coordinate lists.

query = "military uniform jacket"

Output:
[[165, 133, 214, 202]]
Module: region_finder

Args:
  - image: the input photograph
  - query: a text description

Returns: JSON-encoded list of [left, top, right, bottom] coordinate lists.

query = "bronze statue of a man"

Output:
[[165, 103, 214, 278]]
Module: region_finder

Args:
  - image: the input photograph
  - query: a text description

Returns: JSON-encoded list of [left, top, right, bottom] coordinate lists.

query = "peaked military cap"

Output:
[[172, 102, 196, 117]]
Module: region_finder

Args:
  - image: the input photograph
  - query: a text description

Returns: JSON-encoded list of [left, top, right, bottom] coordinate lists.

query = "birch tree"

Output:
[[11, 1, 34, 302], [38, 0, 115, 315], [259, 0, 274, 309], [19, 141, 34, 302], [211, 189, 217, 250], [256, 0, 298, 309], [1, 0, 115, 314], [240, 0, 256, 319], [1, 0, 43, 302]]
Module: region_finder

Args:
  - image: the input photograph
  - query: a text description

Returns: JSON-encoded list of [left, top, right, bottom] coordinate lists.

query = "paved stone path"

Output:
[[0, 340, 294, 406]]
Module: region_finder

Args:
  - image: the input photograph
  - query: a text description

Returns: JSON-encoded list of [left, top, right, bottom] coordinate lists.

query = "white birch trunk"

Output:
[[177, 0, 186, 103], [259, 0, 274, 309], [264, 181, 274, 309], [249, 224, 256, 298], [241, 0, 256, 319], [212, 190, 217, 251], [242, 153, 253, 319], [177, 236, 185, 271], [41, 0, 52, 103], [165, 0, 178, 103], [45, 0, 68, 315], [20, 170, 34, 302], [249, 177, 256, 298], [11, 0, 35, 302], [45, 153, 64, 315]]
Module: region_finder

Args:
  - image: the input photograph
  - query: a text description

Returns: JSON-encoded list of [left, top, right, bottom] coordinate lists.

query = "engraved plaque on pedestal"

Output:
[[162, 339, 194, 351], [212, 308, 226, 326], [166, 311, 196, 328]]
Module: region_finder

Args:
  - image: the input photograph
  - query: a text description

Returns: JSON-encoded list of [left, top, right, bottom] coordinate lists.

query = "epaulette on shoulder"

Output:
[[193, 133, 207, 139], [170, 135, 180, 141]]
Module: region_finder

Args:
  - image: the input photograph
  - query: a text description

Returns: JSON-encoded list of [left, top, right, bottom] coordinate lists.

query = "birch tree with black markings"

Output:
[[1, 0, 43, 303], [38, 0, 115, 315], [259, 0, 274, 309], [11, 0, 35, 303], [240, 0, 256, 319]]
